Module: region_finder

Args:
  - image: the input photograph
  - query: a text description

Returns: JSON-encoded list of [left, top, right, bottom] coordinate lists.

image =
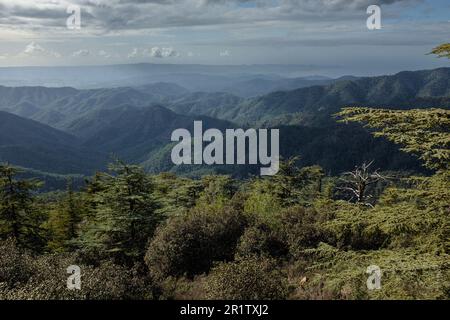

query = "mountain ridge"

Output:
[[0, 67, 449, 177], [0, 111, 108, 175], [165, 67, 450, 126]]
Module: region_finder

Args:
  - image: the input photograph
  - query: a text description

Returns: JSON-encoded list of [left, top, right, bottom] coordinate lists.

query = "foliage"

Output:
[[0, 163, 45, 251], [153, 173, 203, 216], [77, 160, 161, 263], [301, 244, 449, 300], [145, 206, 247, 280], [0, 238, 34, 287], [205, 256, 289, 300], [196, 175, 238, 210], [44, 179, 86, 252], [279, 206, 327, 258], [236, 222, 288, 259], [337, 108, 450, 171], [0, 239, 153, 300], [243, 179, 282, 224], [271, 159, 325, 206], [429, 43, 450, 59]]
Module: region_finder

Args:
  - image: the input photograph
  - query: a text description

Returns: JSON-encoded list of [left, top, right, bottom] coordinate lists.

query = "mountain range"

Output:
[[165, 68, 450, 127], [0, 66, 449, 187], [0, 64, 335, 89]]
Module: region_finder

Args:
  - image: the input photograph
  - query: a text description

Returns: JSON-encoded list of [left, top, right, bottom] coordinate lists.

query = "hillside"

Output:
[[0, 67, 448, 176], [0, 111, 107, 174], [0, 84, 189, 129], [166, 68, 450, 126], [167, 92, 242, 118], [66, 104, 235, 165], [0, 86, 77, 118], [221, 76, 357, 98]]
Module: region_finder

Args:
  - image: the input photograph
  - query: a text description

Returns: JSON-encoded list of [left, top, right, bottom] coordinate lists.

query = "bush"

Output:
[[205, 256, 289, 300], [236, 223, 288, 259], [331, 222, 388, 250], [279, 206, 325, 257], [145, 206, 247, 280], [155, 276, 208, 300], [301, 244, 450, 300], [0, 239, 34, 288], [0, 239, 153, 300]]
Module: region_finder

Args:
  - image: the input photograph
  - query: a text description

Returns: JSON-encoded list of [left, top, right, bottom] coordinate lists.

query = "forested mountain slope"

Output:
[[0, 111, 108, 174], [166, 68, 450, 126]]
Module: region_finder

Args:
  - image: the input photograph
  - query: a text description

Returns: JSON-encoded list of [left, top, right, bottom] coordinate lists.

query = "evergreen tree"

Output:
[[78, 161, 161, 262], [196, 175, 237, 209], [271, 158, 325, 206], [153, 173, 203, 216], [337, 108, 450, 171], [0, 163, 44, 251], [338, 45, 450, 172], [429, 43, 450, 58], [46, 179, 85, 252]]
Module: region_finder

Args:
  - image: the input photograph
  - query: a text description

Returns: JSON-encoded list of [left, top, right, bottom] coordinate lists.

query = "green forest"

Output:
[[1, 103, 448, 300]]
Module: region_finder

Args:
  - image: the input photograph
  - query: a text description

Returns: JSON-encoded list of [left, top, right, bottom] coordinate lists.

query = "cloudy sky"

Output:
[[0, 0, 449, 76]]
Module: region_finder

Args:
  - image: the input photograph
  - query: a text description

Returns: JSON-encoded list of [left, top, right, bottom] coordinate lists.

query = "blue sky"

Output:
[[0, 0, 448, 76]]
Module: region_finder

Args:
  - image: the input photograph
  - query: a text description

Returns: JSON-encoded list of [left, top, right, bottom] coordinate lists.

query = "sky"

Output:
[[0, 0, 449, 76]]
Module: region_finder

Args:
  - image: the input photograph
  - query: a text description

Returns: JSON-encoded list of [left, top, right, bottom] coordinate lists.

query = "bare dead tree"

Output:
[[338, 161, 387, 207]]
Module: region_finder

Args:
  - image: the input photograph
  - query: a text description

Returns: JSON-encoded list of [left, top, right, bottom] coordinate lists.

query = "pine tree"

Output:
[[196, 175, 237, 210], [78, 161, 161, 263], [429, 43, 450, 59], [337, 108, 450, 171], [0, 163, 44, 251], [272, 158, 325, 206], [46, 178, 85, 252]]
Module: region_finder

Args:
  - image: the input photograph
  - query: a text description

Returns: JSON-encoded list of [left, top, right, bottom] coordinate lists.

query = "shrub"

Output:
[[0, 239, 153, 300], [236, 223, 288, 259], [145, 206, 247, 280], [279, 206, 325, 257], [302, 244, 450, 300], [205, 256, 289, 300], [0, 239, 34, 288]]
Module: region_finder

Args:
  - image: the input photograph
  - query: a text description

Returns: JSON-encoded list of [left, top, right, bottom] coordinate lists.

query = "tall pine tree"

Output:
[[0, 163, 44, 251], [46, 178, 85, 252], [78, 161, 161, 263]]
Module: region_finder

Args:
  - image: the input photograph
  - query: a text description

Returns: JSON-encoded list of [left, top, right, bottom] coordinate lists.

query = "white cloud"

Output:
[[220, 49, 231, 57], [22, 42, 61, 58], [97, 49, 121, 59], [161, 47, 179, 58], [144, 47, 180, 58], [97, 50, 111, 58], [127, 47, 139, 58], [72, 49, 90, 57], [23, 42, 46, 55], [0, 0, 419, 35]]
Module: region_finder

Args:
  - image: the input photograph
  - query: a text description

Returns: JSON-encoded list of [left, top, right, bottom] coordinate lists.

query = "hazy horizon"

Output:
[[0, 0, 449, 76], [0, 60, 448, 82]]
